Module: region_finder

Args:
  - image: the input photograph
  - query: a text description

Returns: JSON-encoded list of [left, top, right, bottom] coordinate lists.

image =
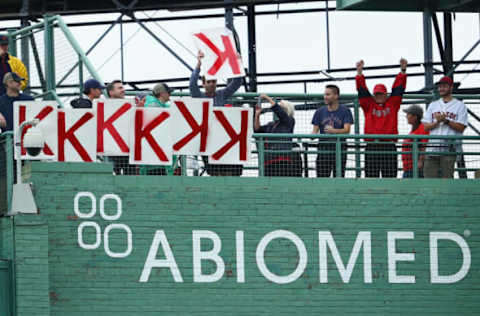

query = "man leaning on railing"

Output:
[[422, 76, 468, 178], [311, 84, 353, 177]]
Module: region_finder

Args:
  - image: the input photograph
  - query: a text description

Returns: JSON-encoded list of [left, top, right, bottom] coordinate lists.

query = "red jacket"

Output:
[[356, 72, 407, 140], [401, 123, 429, 171]]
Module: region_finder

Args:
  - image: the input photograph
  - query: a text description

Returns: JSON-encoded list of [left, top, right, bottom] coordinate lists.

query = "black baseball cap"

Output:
[[83, 79, 106, 93]]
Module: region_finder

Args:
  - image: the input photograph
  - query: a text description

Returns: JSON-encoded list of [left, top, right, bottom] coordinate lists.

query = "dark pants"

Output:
[[365, 143, 398, 178], [202, 156, 243, 176], [402, 169, 424, 178], [264, 153, 302, 177], [111, 156, 138, 175], [146, 168, 167, 176], [316, 143, 347, 177]]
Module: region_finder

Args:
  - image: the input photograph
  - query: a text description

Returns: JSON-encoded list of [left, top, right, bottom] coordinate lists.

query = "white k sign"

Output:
[[193, 27, 245, 81]]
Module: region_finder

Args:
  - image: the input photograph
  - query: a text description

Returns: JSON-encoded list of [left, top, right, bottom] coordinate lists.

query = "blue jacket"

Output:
[[255, 104, 295, 151], [189, 68, 242, 106], [0, 93, 34, 132]]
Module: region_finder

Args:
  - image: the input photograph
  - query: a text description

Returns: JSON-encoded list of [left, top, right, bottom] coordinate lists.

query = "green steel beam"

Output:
[[55, 15, 105, 89], [336, 0, 370, 10], [44, 15, 56, 100], [336, 0, 480, 12], [7, 16, 56, 38], [436, 0, 479, 11], [6, 29, 16, 56]]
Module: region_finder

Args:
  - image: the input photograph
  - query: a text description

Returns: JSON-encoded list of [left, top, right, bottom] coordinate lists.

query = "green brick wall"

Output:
[[1, 162, 479, 315]]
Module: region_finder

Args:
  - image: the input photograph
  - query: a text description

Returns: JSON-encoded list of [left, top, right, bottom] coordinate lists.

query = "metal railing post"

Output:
[[5, 133, 14, 212], [78, 54, 84, 95], [335, 137, 342, 178], [257, 137, 265, 177], [353, 98, 361, 178], [180, 156, 187, 176], [412, 139, 419, 179]]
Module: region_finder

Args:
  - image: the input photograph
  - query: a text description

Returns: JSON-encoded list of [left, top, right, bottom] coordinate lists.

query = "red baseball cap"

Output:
[[435, 76, 453, 86], [373, 84, 387, 94]]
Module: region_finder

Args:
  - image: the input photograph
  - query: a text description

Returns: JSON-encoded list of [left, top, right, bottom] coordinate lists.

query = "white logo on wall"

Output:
[[72, 192, 472, 284], [74, 192, 132, 258]]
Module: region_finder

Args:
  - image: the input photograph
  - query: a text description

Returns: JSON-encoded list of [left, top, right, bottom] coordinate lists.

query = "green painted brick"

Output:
[[0, 162, 479, 315]]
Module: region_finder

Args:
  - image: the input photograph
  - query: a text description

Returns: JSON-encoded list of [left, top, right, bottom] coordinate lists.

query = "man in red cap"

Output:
[[356, 58, 407, 177], [422, 76, 468, 178]]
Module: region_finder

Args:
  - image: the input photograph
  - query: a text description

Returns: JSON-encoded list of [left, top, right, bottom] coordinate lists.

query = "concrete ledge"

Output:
[[24, 161, 113, 176]]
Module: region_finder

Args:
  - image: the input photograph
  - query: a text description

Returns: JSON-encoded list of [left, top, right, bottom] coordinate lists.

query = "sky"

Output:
[[62, 3, 479, 95]]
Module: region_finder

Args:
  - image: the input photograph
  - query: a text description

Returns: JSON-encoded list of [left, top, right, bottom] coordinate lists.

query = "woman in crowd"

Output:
[[254, 94, 302, 177]]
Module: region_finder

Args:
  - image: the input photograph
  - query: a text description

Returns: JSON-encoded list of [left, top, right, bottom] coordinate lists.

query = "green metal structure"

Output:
[[336, 0, 480, 12]]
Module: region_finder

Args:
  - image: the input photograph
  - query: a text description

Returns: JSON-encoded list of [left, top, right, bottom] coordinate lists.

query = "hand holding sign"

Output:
[[193, 27, 245, 81]]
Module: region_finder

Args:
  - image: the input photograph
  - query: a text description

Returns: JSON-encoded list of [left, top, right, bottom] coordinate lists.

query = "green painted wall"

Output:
[[1, 162, 479, 315]]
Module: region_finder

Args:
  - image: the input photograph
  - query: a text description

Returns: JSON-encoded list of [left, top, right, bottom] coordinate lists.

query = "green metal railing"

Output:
[[7, 15, 104, 106], [254, 133, 480, 178], [0, 132, 14, 215]]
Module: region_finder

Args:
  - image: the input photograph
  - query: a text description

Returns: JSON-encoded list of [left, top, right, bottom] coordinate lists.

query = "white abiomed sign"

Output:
[[75, 192, 473, 286], [13, 98, 253, 165]]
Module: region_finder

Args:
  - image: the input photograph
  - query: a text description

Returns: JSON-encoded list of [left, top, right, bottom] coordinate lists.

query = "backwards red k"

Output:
[[194, 32, 241, 76], [172, 101, 209, 153], [211, 110, 249, 161]]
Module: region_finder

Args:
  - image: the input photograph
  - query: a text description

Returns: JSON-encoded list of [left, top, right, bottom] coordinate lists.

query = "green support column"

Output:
[[44, 15, 56, 100], [7, 29, 17, 56]]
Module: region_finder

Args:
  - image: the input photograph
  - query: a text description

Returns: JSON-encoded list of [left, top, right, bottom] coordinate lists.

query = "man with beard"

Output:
[[422, 76, 468, 178], [311, 85, 353, 177]]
